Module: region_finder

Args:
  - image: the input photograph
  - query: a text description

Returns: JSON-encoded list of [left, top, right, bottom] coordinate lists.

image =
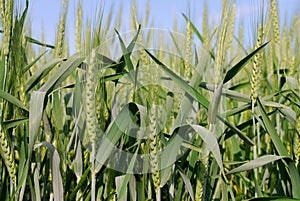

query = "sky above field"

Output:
[[27, 0, 300, 54]]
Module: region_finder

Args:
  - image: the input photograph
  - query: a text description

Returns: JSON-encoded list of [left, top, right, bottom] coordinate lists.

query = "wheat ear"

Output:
[[251, 24, 264, 106], [0, 126, 16, 183], [149, 105, 161, 200], [86, 50, 97, 201]]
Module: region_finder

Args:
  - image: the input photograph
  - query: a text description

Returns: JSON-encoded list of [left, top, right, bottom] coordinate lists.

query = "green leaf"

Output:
[[0, 89, 28, 111], [25, 36, 55, 48], [179, 171, 195, 201], [115, 175, 127, 201], [160, 124, 224, 179], [223, 42, 269, 84], [253, 101, 300, 197], [69, 166, 91, 201], [182, 13, 203, 43], [117, 143, 140, 200], [287, 161, 300, 199], [160, 132, 184, 187], [22, 50, 48, 73], [226, 155, 286, 175], [208, 82, 223, 124], [25, 58, 63, 92], [247, 197, 300, 201], [103, 72, 127, 82], [112, 25, 141, 85], [200, 82, 250, 102], [52, 91, 64, 131], [115, 26, 141, 83], [221, 103, 251, 118], [256, 98, 289, 157], [95, 103, 144, 172], [2, 118, 28, 129], [34, 142, 63, 201], [263, 101, 297, 126], [169, 31, 183, 58], [40, 53, 84, 93], [191, 124, 224, 175], [146, 49, 254, 146], [28, 91, 46, 155], [145, 49, 210, 109], [73, 138, 83, 179]]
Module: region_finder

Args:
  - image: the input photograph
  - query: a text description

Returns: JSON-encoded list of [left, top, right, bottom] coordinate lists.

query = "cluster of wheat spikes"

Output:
[[0, 0, 299, 200]]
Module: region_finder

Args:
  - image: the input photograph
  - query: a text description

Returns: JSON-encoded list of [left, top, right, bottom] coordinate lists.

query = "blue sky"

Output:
[[28, 0, 300, 54]]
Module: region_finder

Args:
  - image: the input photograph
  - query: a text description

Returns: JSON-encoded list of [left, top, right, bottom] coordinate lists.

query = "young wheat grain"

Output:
[[75, 1, 82, 53], [237, 25, 244, 61], [86, 51, 97, 148], [149, 105, 161, 199], [86, 50, 97, 201], [195, 162, 206, 201], [281, 24, 287, 69], [271, 0, 280, 47], [0, 0, 13, 93], [202, 3, 208, 44], [185, 20, 193, 79], [3, 0, 13, 57], [296, 116, 300, 166], [144, 0, 150, 26], [226, 3, 236, 55], [115, 5, 123, 31], [214, 0, 229, 85], [289, 56, 296, 78], [0, 0, 4, 22], [55, 0, 68, 58], [251, 24, 263, 105], [0, 126, 16, 183], [130, 1, 138, 30], [85, 22, 91, 54]]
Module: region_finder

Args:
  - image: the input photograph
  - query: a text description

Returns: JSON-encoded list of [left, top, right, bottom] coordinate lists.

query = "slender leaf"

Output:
[[34, 142, 63, 201], [0, 89, 28, 111], [179, 171, 195, 201], [2, 118, 28, 129], [118, 143, 140, 200], [28, 91, 46, 155], [208, 82, 223, 124], [25, 36, 55, 48], [115, 176, 127, 201], [248, 197, 300, 201], [25, 58, 63, 92], [40, 53, 84, 93], [226, 155, 286, 175], [223, 42, 269, 84], [22, 50, 48, 73], [145, 49, 210, 109], [256, 98, 289, 156], [182, 13, 203, 43]]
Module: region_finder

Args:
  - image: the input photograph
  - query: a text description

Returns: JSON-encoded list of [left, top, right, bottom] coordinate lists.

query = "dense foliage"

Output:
[[0, 0, 299, 200]]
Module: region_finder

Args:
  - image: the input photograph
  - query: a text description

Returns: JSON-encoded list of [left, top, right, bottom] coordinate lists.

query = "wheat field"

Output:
[[0, 0, 299, 200]]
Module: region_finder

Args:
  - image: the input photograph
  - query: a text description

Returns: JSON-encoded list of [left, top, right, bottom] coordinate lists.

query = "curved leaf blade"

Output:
[[226, 155, 286, 175]]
